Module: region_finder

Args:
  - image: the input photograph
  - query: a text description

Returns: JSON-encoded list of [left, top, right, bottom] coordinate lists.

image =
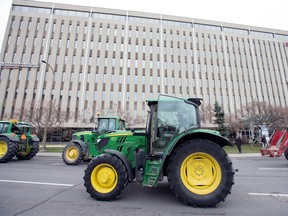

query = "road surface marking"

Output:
[[0, 179, 73, 187], [259, 167, 288, 171], [249, 193, 288, 197]]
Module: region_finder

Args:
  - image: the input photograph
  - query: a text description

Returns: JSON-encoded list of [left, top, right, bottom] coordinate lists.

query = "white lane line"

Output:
[[0, 179, 74, 187], [259, 168, 288, 171], [249, 193, 288, 197]]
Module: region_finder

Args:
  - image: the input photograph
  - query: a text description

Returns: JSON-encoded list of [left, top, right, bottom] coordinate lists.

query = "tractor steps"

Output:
[[143, 159, 162, 187]]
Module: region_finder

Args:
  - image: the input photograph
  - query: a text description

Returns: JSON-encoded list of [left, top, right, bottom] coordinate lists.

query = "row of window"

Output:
[[10, 22, 285, 53], [5, 81, 284, 102], [54, 9, 89, 18], [3, 60, 282, 91], [12, 5, 51, 14], [12, 5, 288, 40], [3, 80, 282, 114]]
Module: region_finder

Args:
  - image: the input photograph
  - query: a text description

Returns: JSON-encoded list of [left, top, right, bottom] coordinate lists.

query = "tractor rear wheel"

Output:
[[62, 144, 84, 165], [0, 137, 18, 163], [167, 139, 234, 207], [84, 154, 128, 201], [16, 142, 39, 160]]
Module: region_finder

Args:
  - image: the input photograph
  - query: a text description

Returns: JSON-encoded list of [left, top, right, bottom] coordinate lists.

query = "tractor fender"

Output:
[[183, 131, 233, 147], [0, 133, 20, 142], [70, 140, 88, 155], [104, 149, 135, 181], [30, 136, 40, 142], [166, 130, 233, 156]]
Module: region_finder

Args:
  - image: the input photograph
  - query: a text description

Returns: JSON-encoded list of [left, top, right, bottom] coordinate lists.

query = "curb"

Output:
[[36, 152, 62, 157], [229, 153, 260, 158], [36, 152, 261, 158]]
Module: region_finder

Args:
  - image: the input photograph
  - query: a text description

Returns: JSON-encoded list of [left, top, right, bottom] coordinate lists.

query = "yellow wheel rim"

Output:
[[180, 152, 221, 195], [0, 141, 8, 158], [65, 146, 79, 161], [91, 164, 118, 193]]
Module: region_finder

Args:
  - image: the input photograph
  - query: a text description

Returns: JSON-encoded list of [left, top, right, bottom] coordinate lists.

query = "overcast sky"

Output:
[[0, 0, 288, 51]]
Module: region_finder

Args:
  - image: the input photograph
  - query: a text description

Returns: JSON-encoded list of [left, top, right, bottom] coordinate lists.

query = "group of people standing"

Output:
[[235, 135, 267, 153]]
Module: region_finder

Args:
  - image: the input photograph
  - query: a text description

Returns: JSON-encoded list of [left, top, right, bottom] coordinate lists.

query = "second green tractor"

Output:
[[62, 116, 126, 165]]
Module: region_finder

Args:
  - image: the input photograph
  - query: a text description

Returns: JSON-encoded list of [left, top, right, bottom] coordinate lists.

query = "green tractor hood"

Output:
[[98, 130, 134, 139]]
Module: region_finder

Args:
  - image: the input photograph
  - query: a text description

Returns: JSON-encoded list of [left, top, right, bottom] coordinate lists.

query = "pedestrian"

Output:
[[261, 135, 267, 148], [235, 136, 242, 153]]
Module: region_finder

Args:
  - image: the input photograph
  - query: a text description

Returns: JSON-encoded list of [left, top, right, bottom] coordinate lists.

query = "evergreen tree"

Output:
[[213, 101, 226, 136]]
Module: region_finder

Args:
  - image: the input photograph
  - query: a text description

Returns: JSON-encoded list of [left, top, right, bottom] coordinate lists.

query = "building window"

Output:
[[12, 5, 51, 14]]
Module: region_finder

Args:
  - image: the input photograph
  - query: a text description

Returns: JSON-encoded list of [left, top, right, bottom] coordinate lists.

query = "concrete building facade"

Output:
[[1, 0, 288, 129]]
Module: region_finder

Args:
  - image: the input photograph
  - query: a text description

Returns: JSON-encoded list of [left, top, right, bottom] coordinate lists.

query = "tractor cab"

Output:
[[1, 120, 36, 142], [97, 117, 126, 133], [13, 122, 32, 136], [147, 95, 201, 155]]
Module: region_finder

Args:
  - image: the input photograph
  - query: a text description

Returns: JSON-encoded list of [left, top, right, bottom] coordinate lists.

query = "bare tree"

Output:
[[114, 105, 146, 128], [225, 113, 245, 132], [79, 108, 96, 127], [271, 106, 288, 130], [242, 101, 278, 127], [0, 112, 12, 120], [200, 103, 214, 124], [13, 100, 73, 151], [96, 102, 146, 128]]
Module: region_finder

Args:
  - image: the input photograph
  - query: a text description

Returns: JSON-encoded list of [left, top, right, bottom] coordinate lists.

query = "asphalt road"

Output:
[[0, 154, 287, 216]]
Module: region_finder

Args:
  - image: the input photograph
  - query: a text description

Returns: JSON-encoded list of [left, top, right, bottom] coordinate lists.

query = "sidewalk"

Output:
[[38, 143, 262, 158]]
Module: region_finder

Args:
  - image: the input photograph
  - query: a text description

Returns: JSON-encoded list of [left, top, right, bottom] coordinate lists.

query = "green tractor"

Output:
[[83, 95, 235, 207], [0, 120, 40, 163], [62, 116, 126, 165]]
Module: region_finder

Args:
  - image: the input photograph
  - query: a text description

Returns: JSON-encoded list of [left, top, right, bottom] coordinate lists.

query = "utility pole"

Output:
[[39, 60, 55, 151]]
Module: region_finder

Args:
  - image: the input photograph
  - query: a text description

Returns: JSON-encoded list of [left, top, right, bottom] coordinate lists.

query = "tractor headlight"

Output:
[[97, 138, 102, 144]]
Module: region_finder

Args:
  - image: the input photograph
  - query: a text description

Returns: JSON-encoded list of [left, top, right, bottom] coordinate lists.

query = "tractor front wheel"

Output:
[[84, 154, 128, 201], [62, 144, 84, 165], [0, 137, 18, 163], [167, 139, 234, 207]]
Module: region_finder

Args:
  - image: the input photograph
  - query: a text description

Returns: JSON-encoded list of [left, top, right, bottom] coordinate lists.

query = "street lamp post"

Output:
[[41, 60, 55, 98], [41, 60, 55, 75], [40, 60, 55, 151]]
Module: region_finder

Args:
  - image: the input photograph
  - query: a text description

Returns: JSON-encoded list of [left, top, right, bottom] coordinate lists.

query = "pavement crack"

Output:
[[13, 182, 83, 216]]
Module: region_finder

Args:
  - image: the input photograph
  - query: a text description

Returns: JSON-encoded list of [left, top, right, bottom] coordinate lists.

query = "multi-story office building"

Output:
[[1, 0, 288, 130]]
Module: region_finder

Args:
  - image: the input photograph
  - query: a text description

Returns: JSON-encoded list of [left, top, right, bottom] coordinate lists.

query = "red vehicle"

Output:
[[260, 129, 288, 160]]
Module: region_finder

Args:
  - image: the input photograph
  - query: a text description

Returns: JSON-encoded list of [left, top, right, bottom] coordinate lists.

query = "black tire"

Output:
[[16, 142, 39, 160], [84, 154, 128, 201], [284, 148, 288, 161], [62, 144, 84, 165], [29, 141, 39, 159], [0, 137, 18, 163], [167, 139, 235, 207]]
